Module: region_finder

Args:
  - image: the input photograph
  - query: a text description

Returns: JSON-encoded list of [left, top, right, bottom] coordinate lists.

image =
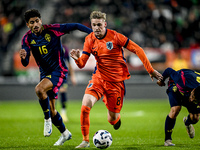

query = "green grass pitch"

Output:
[[0, 99, 200, 150]]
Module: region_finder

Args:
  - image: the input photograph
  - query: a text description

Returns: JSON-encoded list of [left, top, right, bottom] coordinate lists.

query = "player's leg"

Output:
[[183, 114, 198, 138], [35, 78, 53, 137], [105, 81, 124, 130], [59, 83, 68, 122], [164, 105, 181, 146], [183, 103, 200, 138], [48, 98, 71, 146], [75, 94, 98, 148], [164, 85, 182, 146], [107, 111, 121, 130]]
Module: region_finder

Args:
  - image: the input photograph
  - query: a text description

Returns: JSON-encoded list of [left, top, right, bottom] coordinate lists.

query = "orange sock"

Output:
[[108, 114, 120, 125], [80, 105, 91, 142]]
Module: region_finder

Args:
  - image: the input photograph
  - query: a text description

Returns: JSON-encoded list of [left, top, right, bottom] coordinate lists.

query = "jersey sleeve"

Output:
[[60, 23, 92, 34], [125, 40, 154, 74], [162, 67, 178, 81], [21, 34, 31, 66], [75, 36, 91, 68]]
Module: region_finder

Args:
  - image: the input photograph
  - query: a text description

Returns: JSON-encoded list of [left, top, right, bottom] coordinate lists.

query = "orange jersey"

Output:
[[75, 29, 154, 82]]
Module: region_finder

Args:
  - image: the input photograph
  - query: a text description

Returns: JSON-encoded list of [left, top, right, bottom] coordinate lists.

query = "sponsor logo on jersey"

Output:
[[45, 34, 51, 42], [30, 40, 36, 44], [106, 42, 113, 50]]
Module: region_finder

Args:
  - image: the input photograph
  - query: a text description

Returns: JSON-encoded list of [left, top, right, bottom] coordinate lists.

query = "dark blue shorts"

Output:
[[41, 70, 68, 99], [167, 84, 200, 114]]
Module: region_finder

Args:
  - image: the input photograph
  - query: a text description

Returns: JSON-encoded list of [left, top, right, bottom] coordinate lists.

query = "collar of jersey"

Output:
[[95, 28, 107, 40], [31, 26, 44, 35]]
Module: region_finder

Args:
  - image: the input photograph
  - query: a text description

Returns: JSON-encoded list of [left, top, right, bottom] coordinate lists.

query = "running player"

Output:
[[70, 11, 163, 148], [157, 67, 200, 146], [19, 9, 92, 146], [59, 44, 76, 123]]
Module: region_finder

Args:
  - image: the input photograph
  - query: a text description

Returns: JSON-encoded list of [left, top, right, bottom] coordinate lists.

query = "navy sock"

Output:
[[39, 97, 51, 119], [61, 92, 67, 108], [52, 112, 66, 133], [165, 115, 176, 141], [185, 114, 193, 126]]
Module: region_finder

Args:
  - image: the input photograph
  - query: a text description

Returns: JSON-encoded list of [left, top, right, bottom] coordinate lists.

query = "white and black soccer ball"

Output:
[[93, 130, 112, 149]]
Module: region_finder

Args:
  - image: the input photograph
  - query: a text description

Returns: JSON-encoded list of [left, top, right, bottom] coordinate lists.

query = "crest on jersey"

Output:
[[106, 42, 113, 50], [45, 34, 51, 42]]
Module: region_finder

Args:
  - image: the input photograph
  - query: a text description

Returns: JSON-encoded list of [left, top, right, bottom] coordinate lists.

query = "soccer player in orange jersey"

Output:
[[70, 11, 163, 148]]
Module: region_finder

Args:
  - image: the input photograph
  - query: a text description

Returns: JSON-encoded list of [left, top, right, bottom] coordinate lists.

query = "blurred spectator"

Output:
[[1, 0, 200, 76], [51, 0, 200, 49], [171, 49, 190, 71]]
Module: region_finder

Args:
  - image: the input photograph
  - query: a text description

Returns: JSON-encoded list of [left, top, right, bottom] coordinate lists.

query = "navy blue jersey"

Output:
[[163, 68, 200, 96], [21, 23, 92, 76]]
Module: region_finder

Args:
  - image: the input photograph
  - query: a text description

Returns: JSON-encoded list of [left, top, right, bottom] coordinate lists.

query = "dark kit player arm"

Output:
[[61, 23, 92, 34], [19, 49, 30, 67]]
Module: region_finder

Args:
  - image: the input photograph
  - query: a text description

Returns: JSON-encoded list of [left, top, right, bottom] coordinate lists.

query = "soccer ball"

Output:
[[93, 130, 112, 149]]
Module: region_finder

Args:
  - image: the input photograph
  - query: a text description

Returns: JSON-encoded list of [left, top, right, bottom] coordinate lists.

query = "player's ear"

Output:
[[26, 22, 30, 28], [104, 22, 107, 28]]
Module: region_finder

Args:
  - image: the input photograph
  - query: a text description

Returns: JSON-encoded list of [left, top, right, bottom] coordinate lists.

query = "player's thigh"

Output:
[[85, 77, 104, 103], [35, 78, 53, 93], [103, 81, 125, 113], [82, 94, 98, 108], [189, 113, 200, 123], [167, 86, 182, 107], [186, 102, 200, 122], [46, 70, 67, 99], [169, 106, 181, 119]]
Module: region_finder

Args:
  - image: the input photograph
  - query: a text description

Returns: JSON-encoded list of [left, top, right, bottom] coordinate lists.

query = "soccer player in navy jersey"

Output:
[[19, 9, 92, 146], [59, 44, 76, 123], [157, 67, 200, 146]]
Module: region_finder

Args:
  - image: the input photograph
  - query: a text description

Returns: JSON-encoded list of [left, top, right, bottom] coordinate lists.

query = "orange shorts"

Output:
[[85, 76, 125, 113]]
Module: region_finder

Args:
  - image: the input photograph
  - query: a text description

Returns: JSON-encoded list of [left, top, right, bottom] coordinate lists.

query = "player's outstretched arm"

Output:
[[149, 70, 163, 81], [70, 49, 90, 69]]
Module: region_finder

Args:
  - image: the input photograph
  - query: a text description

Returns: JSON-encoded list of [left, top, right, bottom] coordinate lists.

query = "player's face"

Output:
[[26, 17, 42, 35], [91, 18, 107, 38]]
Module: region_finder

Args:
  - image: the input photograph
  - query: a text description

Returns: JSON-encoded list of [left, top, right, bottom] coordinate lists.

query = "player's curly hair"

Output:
[[194, 86, 200, 103], [24, 9, 41, 23], [90, 11, 106, 21]]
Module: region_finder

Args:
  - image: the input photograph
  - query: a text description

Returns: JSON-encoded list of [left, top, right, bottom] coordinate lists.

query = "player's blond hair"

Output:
[[90, 11, 106, 21]]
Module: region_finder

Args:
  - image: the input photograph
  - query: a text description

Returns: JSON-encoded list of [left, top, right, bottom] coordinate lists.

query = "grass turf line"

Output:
[[0, 100, 200, 150]]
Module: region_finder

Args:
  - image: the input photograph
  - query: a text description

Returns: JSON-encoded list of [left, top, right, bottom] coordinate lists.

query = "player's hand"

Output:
[[70, 49, 80, 60], [150, 70, 163, 81], [157, 80, 166, 86], [19, 49, 27, 59]]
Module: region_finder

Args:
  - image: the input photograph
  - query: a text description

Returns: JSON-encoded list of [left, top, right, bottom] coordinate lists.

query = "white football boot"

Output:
[[54, 129, 72, 146], [44, 118, 52, 137], [164, 139, 175, 146], [75, 141, 90, 148], [183, 117, 195, 138]]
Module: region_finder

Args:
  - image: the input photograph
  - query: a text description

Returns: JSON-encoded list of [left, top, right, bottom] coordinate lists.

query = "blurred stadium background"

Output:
[[0, 0, 200, 100]]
